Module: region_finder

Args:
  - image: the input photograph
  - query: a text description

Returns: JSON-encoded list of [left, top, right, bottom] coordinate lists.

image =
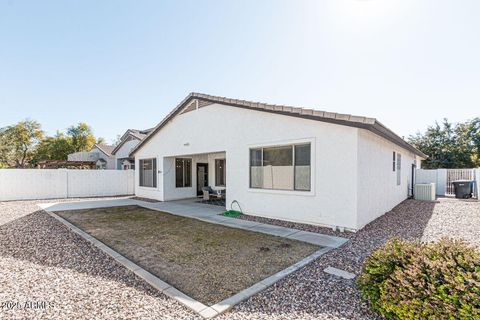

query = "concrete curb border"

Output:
[[44, 204, 343, 318]]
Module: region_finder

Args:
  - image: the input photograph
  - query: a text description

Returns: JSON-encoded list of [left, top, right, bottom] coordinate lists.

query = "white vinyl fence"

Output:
[[416, 168, 479, 197], [0, 169, 135, 201]]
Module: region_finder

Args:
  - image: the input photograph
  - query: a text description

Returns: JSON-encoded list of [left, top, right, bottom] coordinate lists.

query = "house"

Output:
[[129, 93, 427, 231], [68, 144, 116, 169], [111, 128, 152, 170]]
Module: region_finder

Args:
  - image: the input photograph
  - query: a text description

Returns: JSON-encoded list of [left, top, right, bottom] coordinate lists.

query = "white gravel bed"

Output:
[[1, 197, 478, 320], [0, 198, 199, 320], [217, 197, 479, 320]]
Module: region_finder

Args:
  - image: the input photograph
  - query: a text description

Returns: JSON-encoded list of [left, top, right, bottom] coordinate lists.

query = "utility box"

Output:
[[414, 183, 436, 201], [452, 180, 474, 199]]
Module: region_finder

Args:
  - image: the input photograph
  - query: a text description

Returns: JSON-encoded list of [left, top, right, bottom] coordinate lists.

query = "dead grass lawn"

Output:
[[56, 205, 319, 305]]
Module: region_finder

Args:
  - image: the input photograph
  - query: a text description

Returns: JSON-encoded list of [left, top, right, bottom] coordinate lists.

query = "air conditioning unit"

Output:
[[414, 183, 436, 201]]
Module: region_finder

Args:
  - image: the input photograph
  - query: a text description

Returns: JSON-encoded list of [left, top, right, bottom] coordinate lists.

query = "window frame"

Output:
[[139, 158, 157, 188], [215, 159, 226, 187], [392, 151, 396, 172], [396, 153, 402, 186], [249, 142, 312, 192], [175, 158, 192, 188]]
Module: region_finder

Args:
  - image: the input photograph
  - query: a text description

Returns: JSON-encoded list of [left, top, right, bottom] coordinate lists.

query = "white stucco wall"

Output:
[[135, 103, 359, 230], [114, 139, 140, 169], [91, 147, 116, 170], [162, 152, 226, 201], [356, 129, 418, 229], [115, 140, 139, 159], [67, 151, 100, 162]]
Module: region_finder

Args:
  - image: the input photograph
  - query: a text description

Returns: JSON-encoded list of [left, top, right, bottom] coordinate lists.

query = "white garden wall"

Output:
[[415, 169, 446, 196], [416, 168, 479, 197], [0, 169, 134, 201]]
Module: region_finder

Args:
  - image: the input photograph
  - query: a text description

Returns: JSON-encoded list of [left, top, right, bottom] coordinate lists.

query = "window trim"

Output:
[[248, 140, 313, 193], [139, 158, 157, 188], [175, 158, 192, 188]]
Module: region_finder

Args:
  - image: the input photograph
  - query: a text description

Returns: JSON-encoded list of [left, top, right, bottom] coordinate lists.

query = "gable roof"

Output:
[[93, 143, 115, 157], [130, 93, 427, 158], [111, 128, 151, 155]]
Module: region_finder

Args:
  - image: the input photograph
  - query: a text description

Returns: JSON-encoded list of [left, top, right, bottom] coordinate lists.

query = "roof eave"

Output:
[[94, 144, 113, 157], [129, 93, 427, 159], [111, 132, 143, 155]]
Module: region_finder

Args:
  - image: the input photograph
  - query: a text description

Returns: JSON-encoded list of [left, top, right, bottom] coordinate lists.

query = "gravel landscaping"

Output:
[[55, 205, 319, 305], [217, 197, 480, 320], [1, 197, 478, 319], [0, 198, 198, 320]]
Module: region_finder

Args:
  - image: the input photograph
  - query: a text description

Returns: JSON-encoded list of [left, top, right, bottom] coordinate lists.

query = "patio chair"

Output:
[[202, 187, 223, 200]]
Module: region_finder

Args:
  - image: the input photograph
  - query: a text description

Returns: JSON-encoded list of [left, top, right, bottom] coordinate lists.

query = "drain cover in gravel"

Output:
[[324, 266, 356, 279]]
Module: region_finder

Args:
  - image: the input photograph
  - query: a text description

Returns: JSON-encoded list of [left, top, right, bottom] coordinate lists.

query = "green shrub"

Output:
[[357, 238, 480, 320]]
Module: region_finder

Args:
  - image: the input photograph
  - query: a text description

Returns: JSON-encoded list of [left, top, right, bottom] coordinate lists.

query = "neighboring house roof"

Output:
[[130, 93, 427, 158], [94, 143, 115, 157], [111, 128, 151, 155]]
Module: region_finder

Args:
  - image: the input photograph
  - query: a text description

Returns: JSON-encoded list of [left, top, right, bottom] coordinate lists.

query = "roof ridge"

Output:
[[190, 92, 377, 125]]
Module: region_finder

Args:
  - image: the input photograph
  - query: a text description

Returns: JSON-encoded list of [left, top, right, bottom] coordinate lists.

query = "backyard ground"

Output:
[[55, 205, 319, 305], [0, 197, 478, 319]]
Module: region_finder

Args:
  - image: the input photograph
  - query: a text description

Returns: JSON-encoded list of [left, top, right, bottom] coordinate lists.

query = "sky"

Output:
[[1, 0, 479, 143]]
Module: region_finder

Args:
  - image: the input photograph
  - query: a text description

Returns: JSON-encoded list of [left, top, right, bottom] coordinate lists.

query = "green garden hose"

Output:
[[223, 200, 243, 217]]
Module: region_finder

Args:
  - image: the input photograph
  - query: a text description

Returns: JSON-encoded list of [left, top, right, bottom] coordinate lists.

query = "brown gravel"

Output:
[[1, 197, 478, 320]]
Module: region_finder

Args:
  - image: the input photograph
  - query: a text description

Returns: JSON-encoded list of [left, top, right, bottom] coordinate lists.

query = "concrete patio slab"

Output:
[[248, 223, 300, 237], [39, 198, 137, 212], [210, 282, 268, 314], [114, 255, 142, 273], [133, 268, 172, 292], [162, 286, 209, 313], [286, 230, 348, 248], [208, 217, 262, 230], [196, 214, 231, 224], [198, 307, 220, 319], [324, 266, 356, 280], [41, 198, 348, 251]]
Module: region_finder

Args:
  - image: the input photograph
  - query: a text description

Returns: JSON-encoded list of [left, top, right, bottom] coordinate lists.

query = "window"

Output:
[[396, 153, 402, 185], [139, 158, 157, 188], [250, 143, 311, 191], [215, 159, 226, 186], [392, 151, 396, 171], [295, 144, 311, 191], [175, 158, 192, 188]]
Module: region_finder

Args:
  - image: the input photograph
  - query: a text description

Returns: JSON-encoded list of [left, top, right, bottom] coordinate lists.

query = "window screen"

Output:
[[250, 143, 311, 191], [215, 159, 226, 186], [295, 144, 311, 191], [175, 158, 192, 188], [396, 153, 401, 185]]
